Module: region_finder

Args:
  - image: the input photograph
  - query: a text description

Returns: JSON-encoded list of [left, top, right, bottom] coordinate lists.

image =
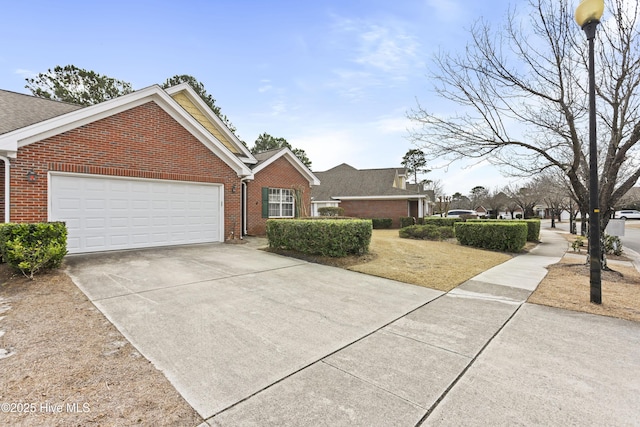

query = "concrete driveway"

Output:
[[65, 242, 442, 419]]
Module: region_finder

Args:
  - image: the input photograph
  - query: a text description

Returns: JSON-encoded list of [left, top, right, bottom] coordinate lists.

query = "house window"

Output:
[[268, 188, 295, 217]]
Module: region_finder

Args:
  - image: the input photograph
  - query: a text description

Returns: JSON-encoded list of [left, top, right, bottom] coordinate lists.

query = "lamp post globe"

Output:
[[575, 0, 604, 27]]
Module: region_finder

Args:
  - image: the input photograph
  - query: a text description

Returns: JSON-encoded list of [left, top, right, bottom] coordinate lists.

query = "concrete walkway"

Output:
[[208, 229, 640, 426], [66, 228, 640, 426]]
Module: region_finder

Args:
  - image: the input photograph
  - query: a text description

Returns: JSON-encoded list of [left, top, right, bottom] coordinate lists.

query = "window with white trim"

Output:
[[269, 188, 295, 217]]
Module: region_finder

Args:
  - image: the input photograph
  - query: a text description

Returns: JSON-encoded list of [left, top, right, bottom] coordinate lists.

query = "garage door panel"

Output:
[[111, 199, 129, 209], [110, 217, 129, 227], [152, 216, 169, 226], [85, 236, 107, 248], [110, 235, 129, 245], [85, 218, 106, 228], [58, 198, 81, 210], [50, 175, 222, 253], [85, 199, 105, 209], [85, 180, 106, 190]]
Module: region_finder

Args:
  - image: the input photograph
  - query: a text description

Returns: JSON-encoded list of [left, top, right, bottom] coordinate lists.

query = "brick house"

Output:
[[0, 84, 318, 253], [311, 163, 434, 228]]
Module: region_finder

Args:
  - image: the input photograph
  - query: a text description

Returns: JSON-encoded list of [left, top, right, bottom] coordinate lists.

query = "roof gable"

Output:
[[0, 85, 253, 178], [164, 83, 255, 164], [252, 148, 320, 185]]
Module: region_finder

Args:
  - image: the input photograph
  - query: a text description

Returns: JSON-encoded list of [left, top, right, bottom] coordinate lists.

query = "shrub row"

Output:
[[422, 217, 465, 227], [0, 222, 68, 279], [266, 219, 372, 257], [400, 216, 467, 228], [455, 222, 527, 252], [467, 219, 540, 242], [372, 218, 393, 229], [399, 224, 455, 241]]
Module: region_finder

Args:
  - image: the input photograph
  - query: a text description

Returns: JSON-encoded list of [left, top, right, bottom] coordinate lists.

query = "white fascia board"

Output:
[[253, 148, 321, 185], [0, 85, 253, 178], [312, 199, 341, 204], [164, 83, 256, 161], [238, 155, 258, 164], [332, 195, 426, 201]]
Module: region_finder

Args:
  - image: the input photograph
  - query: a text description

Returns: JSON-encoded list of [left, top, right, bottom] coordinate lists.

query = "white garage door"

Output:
[[50, 174, 223, 254]]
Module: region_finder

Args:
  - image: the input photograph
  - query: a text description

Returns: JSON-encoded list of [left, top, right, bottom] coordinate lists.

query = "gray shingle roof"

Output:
[[0, 89, 83, 135], [251, 148, 287, 169], [312, 163, 430, 200]]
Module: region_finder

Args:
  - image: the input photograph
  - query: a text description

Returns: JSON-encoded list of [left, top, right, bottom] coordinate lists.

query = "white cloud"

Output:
[[373, 114, 412, 134], [258, 79, 272, 93], [14, 68, 35, 78], [354, 24, 421, 75], [326, 15, 424, 94], [325, 68, 379, 101]]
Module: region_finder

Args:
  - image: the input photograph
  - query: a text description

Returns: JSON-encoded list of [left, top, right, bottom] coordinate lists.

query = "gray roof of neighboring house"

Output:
[[251, 148, 286, 169], [0, 89, 83, 135], [312, 163, 433, 201]]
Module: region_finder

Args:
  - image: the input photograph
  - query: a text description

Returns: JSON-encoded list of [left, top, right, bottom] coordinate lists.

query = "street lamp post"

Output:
[[575, 0, 604, 304]]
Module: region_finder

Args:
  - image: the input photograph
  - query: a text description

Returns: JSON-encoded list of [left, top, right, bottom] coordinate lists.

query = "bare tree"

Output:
[[533, 171, 572, 228], [408, 0, 640, 233], [505, 184, 541, 219], [485, 189, 509, 219]]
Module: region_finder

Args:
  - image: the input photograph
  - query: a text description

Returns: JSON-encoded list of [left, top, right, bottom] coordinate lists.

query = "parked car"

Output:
[[614, 210, 640, 220], [446, 209, 478, 218]]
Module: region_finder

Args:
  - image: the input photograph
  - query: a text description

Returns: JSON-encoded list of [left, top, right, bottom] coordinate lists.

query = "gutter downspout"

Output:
[[0, 156, 9, 223]]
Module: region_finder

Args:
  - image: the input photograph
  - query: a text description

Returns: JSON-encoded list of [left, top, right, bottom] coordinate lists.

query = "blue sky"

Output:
[[0, 0, 515, 195]]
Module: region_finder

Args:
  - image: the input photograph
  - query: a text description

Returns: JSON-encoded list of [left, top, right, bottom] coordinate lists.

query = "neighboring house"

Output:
[[247, 148, 319, 235], [0, 85, 318, 253], [311, 163, 434, 227]]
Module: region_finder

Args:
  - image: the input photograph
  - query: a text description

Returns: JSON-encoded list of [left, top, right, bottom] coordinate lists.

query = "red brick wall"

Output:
[[246, 156, 311, 235], [339, 199, 409, 228], [9, 101, 243, 238]]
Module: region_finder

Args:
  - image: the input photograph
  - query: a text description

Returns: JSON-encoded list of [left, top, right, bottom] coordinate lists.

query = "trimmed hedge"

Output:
[[422, 217, 465, 227], [399, 224, 455, 240], [266, 219, 372, 257], [372, 218, 393, 229], [0, 222, 68, 279], [399, 217, 415, 228], [455, 222, 527, 252], [467, 219, 540, 242], [318, 206, 344, 217]]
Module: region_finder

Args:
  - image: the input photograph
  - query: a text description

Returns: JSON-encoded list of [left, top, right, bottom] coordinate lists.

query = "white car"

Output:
[[615, 210, 640, 220], [446, 209, 477, 218]]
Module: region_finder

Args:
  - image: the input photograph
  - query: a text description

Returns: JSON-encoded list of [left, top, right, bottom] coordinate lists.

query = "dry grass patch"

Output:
[[347, 229, 511, 291], [0, 265, 202, 426], [529, 256, 640, 322], [269, 229, 512, 292]]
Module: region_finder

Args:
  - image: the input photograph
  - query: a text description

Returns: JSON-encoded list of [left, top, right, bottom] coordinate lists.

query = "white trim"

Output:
[[311, 199, 341, 204], [242, 181, 248, 235], [0, 85, 254, 178], [0, 156, 9, 222], [332, 195, 427, 201], [253, 148, 320, 185]]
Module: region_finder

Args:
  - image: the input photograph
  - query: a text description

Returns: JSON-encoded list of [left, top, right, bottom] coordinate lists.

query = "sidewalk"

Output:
[[207, 228, 640, 426]]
